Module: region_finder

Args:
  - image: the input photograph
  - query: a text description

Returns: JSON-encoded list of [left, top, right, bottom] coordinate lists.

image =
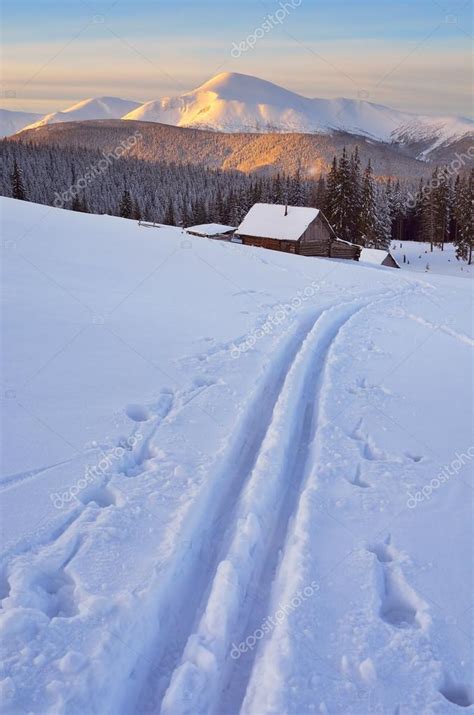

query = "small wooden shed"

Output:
[[185, 223, 236, 240], [236, 203, 360, 260], [360, 248, 400, 268]]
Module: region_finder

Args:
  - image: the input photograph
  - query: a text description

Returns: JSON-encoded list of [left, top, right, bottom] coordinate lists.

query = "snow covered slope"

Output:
[[0, 108, 43, 137], [123, 72, 472, 154], [10, 118, 431, 179], [392, 240, 473, 278], [19, 97, 141, 131], [1, 198, 473, 714], [392, 116, 474, 159]]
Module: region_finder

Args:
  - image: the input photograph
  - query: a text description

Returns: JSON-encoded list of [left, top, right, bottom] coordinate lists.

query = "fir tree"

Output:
[[271, 173, 283, 204], [10, 159, 27, 201], [332, 147, 353, 241], [119, 189, 133, 218], [194, 198, 207, 225], [181, 199, 192, 228], [288, 167, 305, 206], [214, 187, 225, 223], [314, 175, 326, 211], [420, 180, 435, 250], [325, 157, 339, 229], [223, 189, 234, 225], [359, 161, 378, 246], [431, 167, 451, 250], [412, 178, 426, 244], [164, 198, 175, 225], [453, 170, 473, 264], [374, 183, 392, 250], [131, 199, 141, 221], [71, 194, 88, 212], [71, 195, 82, 212], [349, 146, 362, 241], [389, 179, 405, 244]]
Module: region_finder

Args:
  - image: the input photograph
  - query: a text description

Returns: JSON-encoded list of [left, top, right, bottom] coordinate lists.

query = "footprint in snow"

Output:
[[350, 419, 402, 463], [125, 403, 151, 422], [347, 464, 371, 488], [368, 534, 397, 563], [77, 484, 117, 509], [405, 452, 424, 463], [35, 568, 79, 619], [440, 674, 474, 708], [369, 537, 429, 630], [125, 390, 174, 425]]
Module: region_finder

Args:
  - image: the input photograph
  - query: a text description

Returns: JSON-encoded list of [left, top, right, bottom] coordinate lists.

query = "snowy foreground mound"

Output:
[[1, 198, 473, 714]]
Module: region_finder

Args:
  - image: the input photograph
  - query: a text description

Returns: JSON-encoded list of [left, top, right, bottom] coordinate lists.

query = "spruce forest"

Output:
[[1, 139, 472, 262]]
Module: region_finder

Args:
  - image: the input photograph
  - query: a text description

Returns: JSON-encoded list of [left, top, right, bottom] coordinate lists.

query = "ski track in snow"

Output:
[[126, 286, 410, 715], [125, 309, 325, 714], [404, 312, 474, 348]]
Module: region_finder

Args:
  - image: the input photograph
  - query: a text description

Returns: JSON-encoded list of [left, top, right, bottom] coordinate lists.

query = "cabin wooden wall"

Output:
[[240, 236, 297, 252], [299, 216, 332, 257], [381, 253, 399, 268], [329, 241, 360, 260]]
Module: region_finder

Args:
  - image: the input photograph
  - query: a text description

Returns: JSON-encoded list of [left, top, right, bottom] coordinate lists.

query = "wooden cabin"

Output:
[[236, 203, 361, 260]]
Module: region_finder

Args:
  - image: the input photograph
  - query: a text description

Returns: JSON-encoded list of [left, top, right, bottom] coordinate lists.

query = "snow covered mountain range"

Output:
[[2, 73, 472, 160], [0, 97, 140, 137], [0, 108, 44, 136], [15, 96, 140, 133], [123, 73, 472, 153]]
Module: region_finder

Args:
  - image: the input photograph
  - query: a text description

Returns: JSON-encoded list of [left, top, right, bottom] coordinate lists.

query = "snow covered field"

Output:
[[1, 197, 473, 714], [391, 240, 473, 279]]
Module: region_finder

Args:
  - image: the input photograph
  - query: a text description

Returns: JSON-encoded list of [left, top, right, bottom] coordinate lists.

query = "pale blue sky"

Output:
[[2, 0, 472, 116]]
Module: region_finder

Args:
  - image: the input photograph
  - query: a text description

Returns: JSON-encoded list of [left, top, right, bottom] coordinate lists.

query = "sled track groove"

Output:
[[157, 299, 378, 715], [130, 310, 321, 713], [129, 288, 407, 715], [132, 293, 391, 715]]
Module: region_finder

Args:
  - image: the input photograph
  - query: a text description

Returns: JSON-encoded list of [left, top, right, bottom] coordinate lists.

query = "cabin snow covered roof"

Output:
[[237, 203, 319, 242], [185, 223, 236, 237]]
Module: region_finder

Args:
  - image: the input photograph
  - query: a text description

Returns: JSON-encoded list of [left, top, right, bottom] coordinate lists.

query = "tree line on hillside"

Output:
[[313, 147, 472, 262], [1, 139, 472, 262]]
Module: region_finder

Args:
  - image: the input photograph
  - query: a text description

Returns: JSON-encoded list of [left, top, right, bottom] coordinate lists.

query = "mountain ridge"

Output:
[[20, 96, 141, 131], [0, 97, 140, 137], [2, 72, 472, 159], [9, 118, 446, 180], [122, 72, 472, 157], [0, 108, 44, 137]]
